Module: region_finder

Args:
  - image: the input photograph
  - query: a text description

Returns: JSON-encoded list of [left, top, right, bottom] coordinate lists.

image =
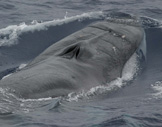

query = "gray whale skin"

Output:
[[0, 21, 144, 99]]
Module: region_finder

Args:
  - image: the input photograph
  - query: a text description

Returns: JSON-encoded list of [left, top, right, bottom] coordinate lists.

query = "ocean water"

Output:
[[0, 0, 162, 127]]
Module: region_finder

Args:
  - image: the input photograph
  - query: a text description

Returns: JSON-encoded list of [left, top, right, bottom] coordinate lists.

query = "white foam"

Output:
[[18, 63, 27, 70], [1, 73, 13, 80], [0, 11, 104, 47], [67, 53, 139, 102], [19, 97, 53, 102], [140, 16, 162, 28], [0, 87, 18, 101], [151, 81, 162, 98]]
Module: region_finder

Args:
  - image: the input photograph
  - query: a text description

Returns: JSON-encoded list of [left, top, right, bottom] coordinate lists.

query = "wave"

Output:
[[97, 114, 162, 127], [0, 86, 60, 113], [0, 11, 104, 47]]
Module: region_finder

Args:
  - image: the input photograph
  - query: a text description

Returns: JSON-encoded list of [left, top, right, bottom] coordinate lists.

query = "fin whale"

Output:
[[0, 21, 144, 99]]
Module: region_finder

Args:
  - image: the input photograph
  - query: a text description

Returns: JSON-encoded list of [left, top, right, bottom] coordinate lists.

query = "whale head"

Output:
[[0, 21, 144, 99]]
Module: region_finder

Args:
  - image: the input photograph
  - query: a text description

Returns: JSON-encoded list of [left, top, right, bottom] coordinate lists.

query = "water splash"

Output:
[[151, 81, 162, 99], [0, 22, 28, 47], [0, 11, 104, 47], [18, 63, 27, 70], [64, 11, 68, 19]]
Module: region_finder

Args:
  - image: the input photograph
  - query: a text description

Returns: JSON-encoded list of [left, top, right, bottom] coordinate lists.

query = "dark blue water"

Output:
[[0, 0, 162, 127]]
